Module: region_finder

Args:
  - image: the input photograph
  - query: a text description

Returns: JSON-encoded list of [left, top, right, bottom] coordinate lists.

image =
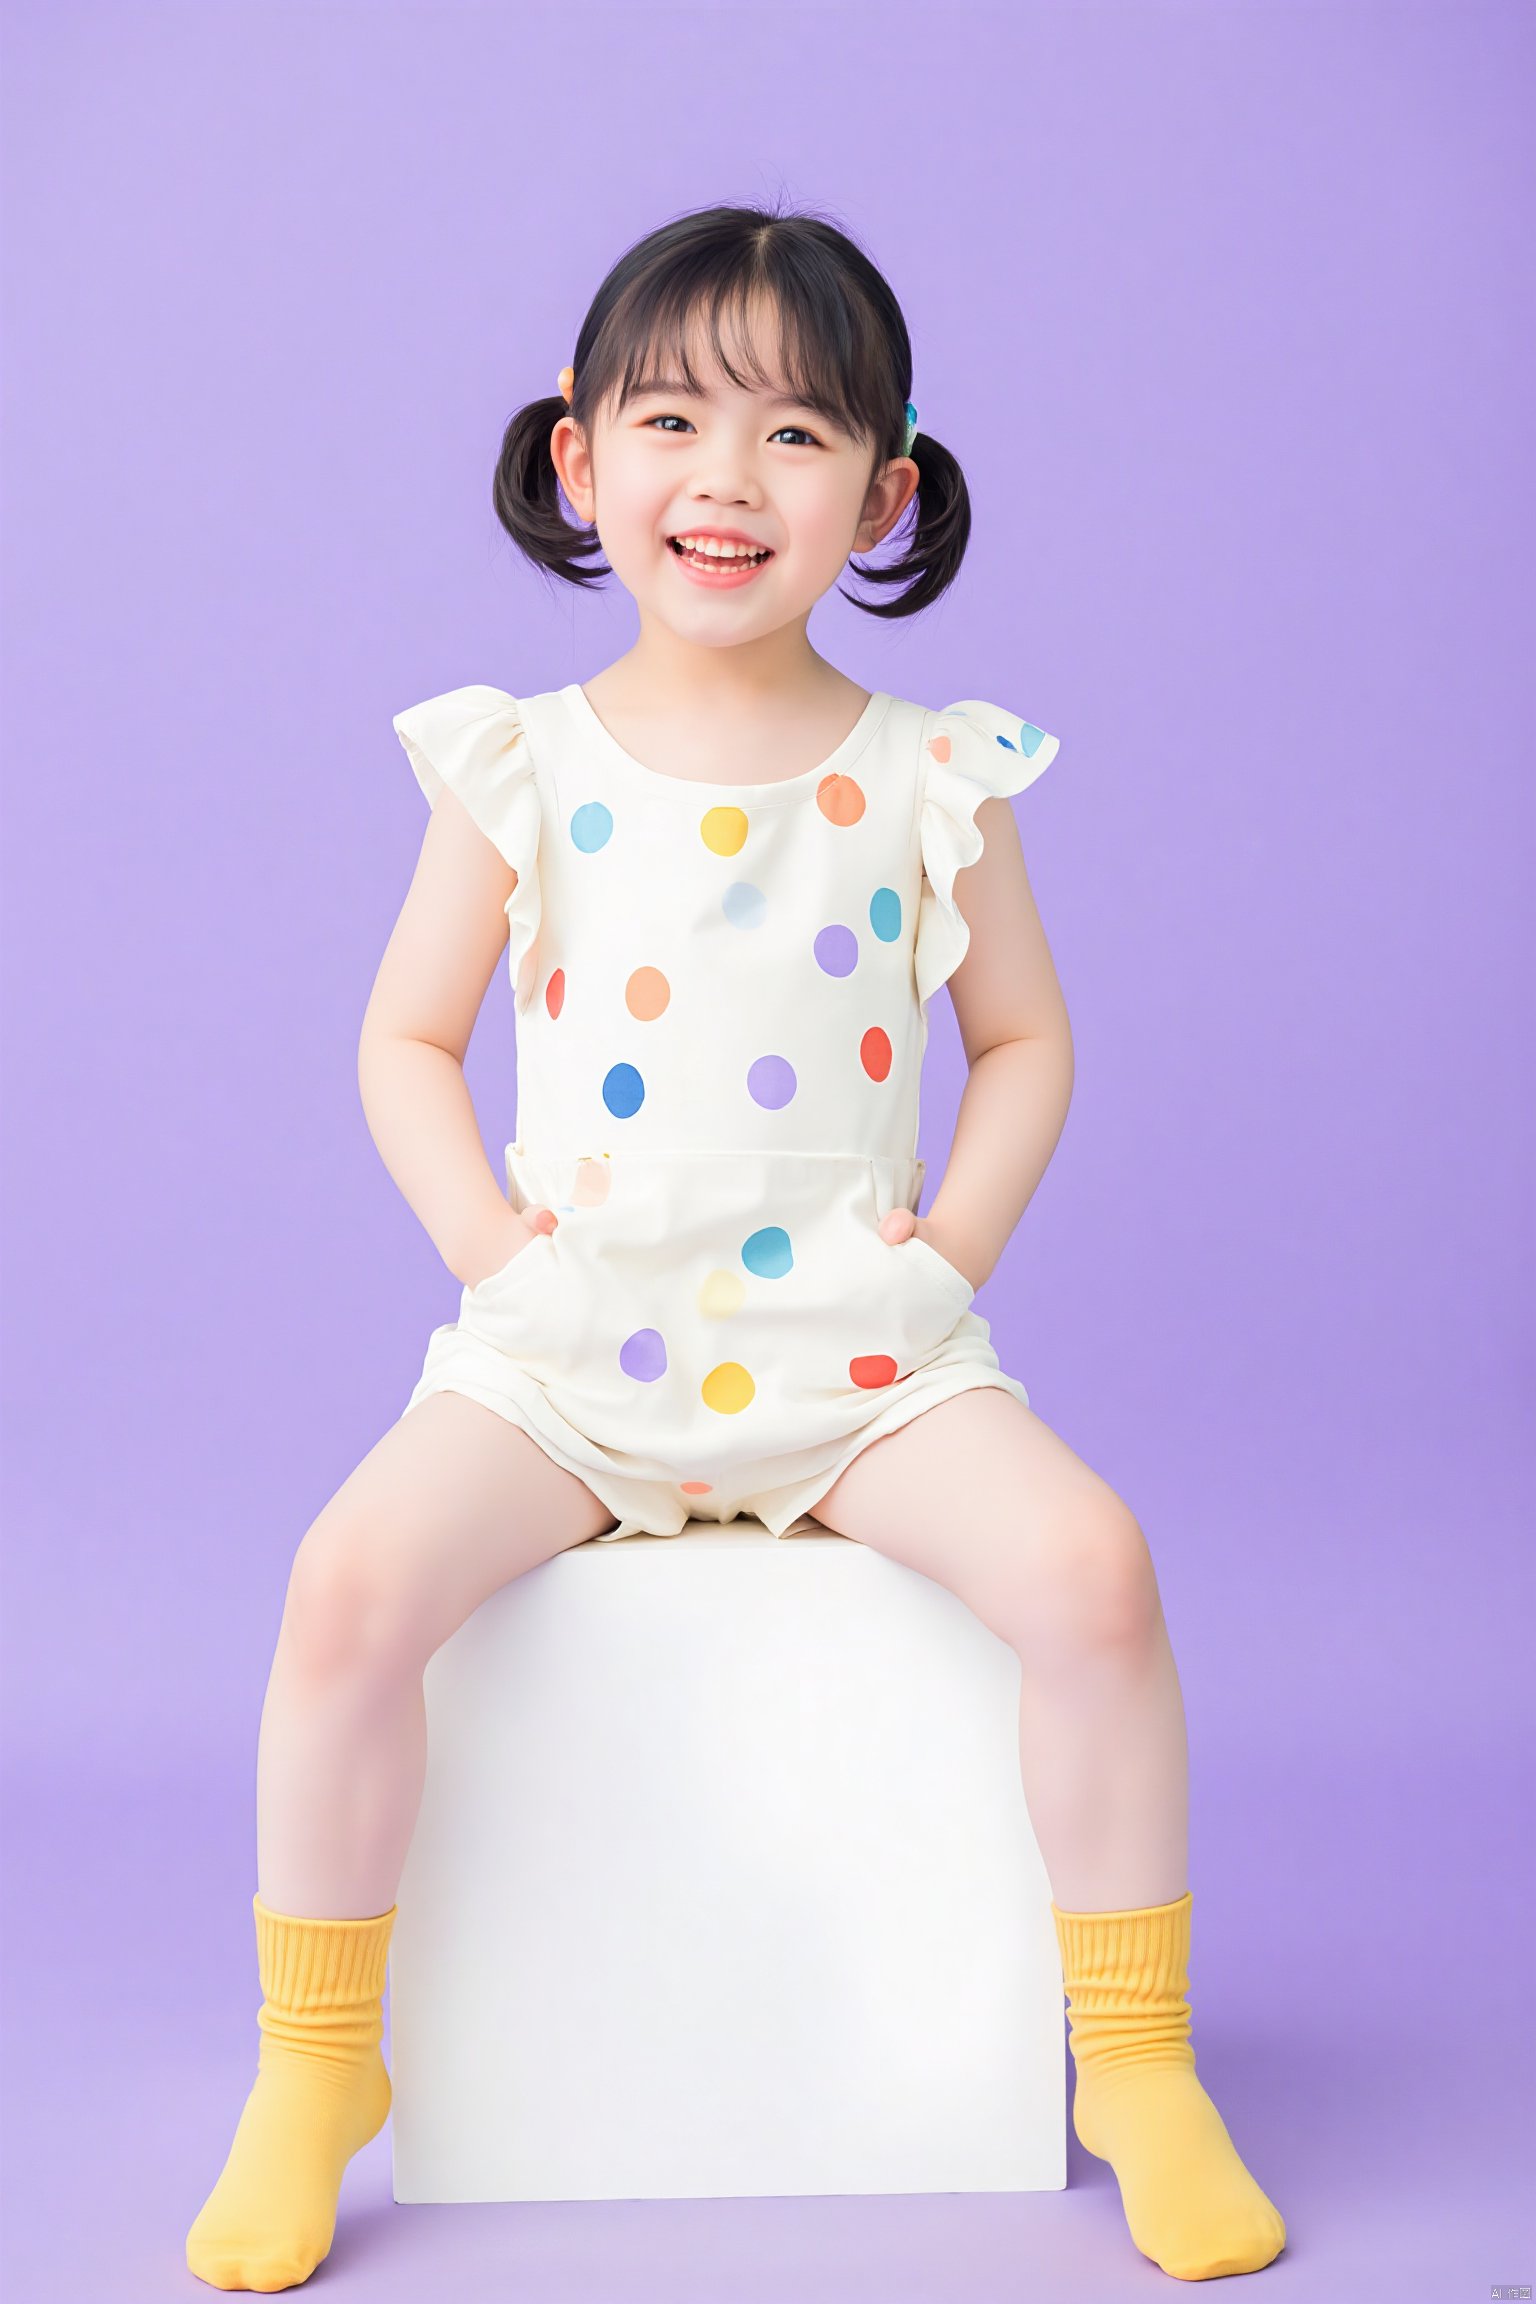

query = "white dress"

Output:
[[391, 680, 1060, 1539]]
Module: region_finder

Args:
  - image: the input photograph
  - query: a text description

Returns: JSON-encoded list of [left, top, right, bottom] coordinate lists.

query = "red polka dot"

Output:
[[850, 1353, 899, 1389], [861, 1026, 892, 1081], [545, 968, 565, 1019]]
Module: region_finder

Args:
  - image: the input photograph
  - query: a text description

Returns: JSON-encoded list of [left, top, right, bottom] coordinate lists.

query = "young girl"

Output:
[[186, 202, 1286, 2290]]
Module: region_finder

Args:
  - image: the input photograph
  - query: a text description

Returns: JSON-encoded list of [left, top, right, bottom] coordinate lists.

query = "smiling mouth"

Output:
[[666, 536, 775, 568]]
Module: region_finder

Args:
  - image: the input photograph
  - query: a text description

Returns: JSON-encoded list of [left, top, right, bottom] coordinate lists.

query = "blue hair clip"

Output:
[[902, 400, 919, 456]]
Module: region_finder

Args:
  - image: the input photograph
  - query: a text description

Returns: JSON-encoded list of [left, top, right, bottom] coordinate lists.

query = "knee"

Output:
[[1008, 1492, 1165, 1666], [277, 1509, 422, 1684]]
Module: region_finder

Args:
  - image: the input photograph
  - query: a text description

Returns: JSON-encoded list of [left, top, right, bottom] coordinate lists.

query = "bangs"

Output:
[[596, 269, 889, 449]]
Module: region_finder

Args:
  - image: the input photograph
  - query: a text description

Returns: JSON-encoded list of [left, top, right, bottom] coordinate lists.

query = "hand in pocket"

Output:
[[460, 1203, 559, 1291]]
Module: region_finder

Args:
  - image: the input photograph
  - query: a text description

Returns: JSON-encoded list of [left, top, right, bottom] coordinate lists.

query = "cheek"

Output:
[[791, 498, 865, 566]]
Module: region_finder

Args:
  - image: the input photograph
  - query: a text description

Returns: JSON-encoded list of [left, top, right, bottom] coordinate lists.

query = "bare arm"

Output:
[[357, 786, 536, 1287], [921, 795, 1075, 1288]]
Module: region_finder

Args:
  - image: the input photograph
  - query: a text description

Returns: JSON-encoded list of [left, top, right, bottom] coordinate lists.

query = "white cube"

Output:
[[389, 1519, 1066, 2203]]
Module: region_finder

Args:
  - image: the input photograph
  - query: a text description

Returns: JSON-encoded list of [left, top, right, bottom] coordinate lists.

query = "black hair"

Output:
[[492, 198, 971, 619]]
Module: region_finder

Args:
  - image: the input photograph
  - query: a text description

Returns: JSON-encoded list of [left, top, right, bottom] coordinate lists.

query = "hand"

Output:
[[876, 1207, 989, 1291], [459, 1203, 559, 1290]]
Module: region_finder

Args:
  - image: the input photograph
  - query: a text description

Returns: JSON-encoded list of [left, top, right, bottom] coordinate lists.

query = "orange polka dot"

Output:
[[680, 1480, 713, 1496], [817, 773, 866, 827], [545, 968, 565, 1018], [573, 1155, 612, 1207], [861, 1026, 892, 1081], [626, 966, 670, 1020], [927, 733, 952, 764]]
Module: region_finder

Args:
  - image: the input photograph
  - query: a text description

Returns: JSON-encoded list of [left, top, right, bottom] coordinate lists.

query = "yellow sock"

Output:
[[1052, 1890, 1287, 2282], [186, 1895, 395, 2293]]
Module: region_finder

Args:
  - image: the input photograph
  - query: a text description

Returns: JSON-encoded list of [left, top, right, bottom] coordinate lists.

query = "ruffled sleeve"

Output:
[[914, 698, 1060, 1008], [392, 684, 543, 1011]]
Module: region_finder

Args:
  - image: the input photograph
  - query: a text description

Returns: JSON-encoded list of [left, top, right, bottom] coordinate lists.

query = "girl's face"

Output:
[[551, 312, 918, 655]]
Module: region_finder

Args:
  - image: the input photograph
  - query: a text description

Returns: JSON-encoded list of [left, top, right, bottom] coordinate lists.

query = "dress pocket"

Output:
[[896, 1228, 976, 1312], [459, 1225, 559, 1336], [860, 1156, 976, 1359]]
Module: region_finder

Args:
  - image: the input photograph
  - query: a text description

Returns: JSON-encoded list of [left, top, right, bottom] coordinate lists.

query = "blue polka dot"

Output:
[[571, 800, 614, 852], [869, 886, 902, 941], [602, 1063, 645, 1119], [742, 1226, 793, 1279], [814, 924, 858, 977], [723, 881, 766, 928], [747, 1054, 796, 1109]]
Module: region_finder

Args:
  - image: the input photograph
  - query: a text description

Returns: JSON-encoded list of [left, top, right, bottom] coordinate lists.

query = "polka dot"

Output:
[[747, 1054, 796, 1109], [814, 923, 858, 977], [573, 1155, 612, 1207], [620, 1328, 668, 1382], [545, 968, 566, 1018], [869, 887, 902, 941], [702, 806, 749, 857], [927, 734, 952, 765], [626, 966, 670, 1020], [816, 774, 866, 827], [861, 1026, 892, 1082], [742, 1225, 793, 1279], [723, 881, 766, 929], [699, 1268, 746, 1317], [571, 800, 614, 852], [850, 1352, 899, 1389], [680, 1480, 714, 1496], [602, 1063, 645, 1119], [702, 1362, 756, 1415]]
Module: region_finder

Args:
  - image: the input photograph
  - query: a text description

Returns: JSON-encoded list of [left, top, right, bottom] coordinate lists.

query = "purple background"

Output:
[[3, 3, 1531, 2297]]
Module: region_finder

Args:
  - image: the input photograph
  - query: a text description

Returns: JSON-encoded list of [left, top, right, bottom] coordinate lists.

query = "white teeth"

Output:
[[671, 535, 769, 560]]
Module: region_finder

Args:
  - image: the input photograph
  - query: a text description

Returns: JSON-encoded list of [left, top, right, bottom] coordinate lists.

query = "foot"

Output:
[[1073, 2061, 1287, 2281], [185, 2040, 391, 2291]]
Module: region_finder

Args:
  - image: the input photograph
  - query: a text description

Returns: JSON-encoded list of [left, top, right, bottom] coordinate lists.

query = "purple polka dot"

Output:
[[814, 923, 858, 977], [619, 1328, 668, 1382], [747, 1054, 797, 1110]]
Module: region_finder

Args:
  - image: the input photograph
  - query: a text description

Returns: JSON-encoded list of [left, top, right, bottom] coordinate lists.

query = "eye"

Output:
[[642, 413, 820, 446]]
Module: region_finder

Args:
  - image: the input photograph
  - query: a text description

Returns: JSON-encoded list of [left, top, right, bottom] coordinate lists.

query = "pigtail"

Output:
[[492, 394, 609, 590], [843, 428, 972, 621]]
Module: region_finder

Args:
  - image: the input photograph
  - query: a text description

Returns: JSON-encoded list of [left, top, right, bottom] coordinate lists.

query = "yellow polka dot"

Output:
[[701, 1362, 756, 1415], [699, 1269, 746, 1317], [701, 806, 749, 857]]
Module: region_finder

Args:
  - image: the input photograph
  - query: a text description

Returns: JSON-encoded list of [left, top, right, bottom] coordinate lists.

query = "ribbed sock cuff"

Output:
[[253, 1892, 396, 2012], [1051, 1889, 1193, 2006]]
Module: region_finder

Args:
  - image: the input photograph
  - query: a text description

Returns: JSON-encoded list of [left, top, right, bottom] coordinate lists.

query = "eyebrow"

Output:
[[628, 376, 821, 412]]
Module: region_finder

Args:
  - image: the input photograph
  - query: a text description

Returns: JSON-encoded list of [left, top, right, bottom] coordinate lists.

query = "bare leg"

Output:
[[189, 1392, 618, 2292], [809, 1387, 1186, 1909], [806, 1388, 1286, 2280], [257, 1389, 619, 1916]]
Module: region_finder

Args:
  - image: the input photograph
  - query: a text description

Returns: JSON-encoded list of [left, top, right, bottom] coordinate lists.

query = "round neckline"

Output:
[[562, 682, 894, 805]]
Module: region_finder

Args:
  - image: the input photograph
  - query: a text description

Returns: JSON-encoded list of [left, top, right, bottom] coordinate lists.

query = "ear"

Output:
[[550, 414, 596, 522], [852, 456, 919, 553]]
